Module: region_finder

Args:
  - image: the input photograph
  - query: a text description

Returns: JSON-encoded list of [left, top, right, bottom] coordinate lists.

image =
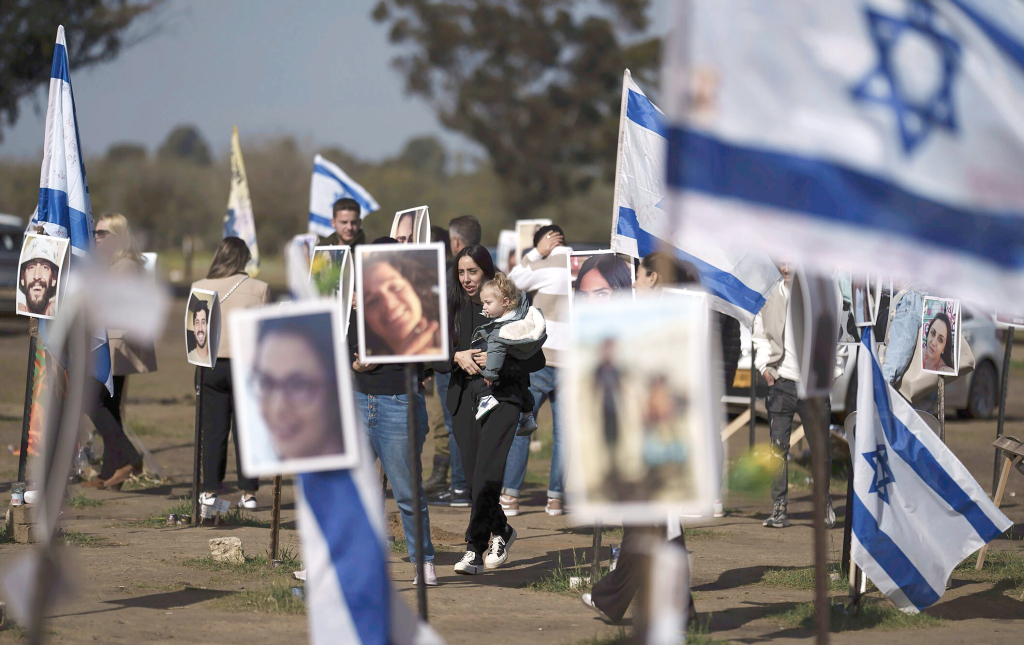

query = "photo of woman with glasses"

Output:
[[230, 301, 359, 476]]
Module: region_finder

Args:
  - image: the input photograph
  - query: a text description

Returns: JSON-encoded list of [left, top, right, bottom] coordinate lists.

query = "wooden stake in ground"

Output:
[[405, 364, 428, 621], [749, 339, 757, 448], [191, 368, 205, 525], [269, 475, 283, 564], [993, 328, 1014, 493], [17, 327, 38, 483], [806, 396, 830, 645], [976, 435, 1024, 570], [592, 522, 602, 584]]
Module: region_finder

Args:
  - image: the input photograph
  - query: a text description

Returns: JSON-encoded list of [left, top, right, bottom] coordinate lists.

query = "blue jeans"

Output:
[[354, 391, 435, 564], [434, 372, 467, 490], [881, 290, 923, 386], [502, 365, 565, 499]]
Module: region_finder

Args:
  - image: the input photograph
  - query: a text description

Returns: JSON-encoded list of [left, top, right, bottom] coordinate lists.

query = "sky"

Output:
[[0, 0, 670, 163]]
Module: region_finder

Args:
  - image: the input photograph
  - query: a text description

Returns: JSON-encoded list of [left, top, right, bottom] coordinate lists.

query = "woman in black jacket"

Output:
[[440, 245, 544, 575]]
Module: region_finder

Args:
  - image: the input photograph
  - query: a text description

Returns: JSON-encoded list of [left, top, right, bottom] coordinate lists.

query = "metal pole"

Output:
[[937, 376, 945, 443], [592, 522, 603, 584], [994, 328, 1014, 493], [192, 368, 205, 525], [18, 333, 38, 485], [405, 364, 428, 621], [841, 452, 855, 577], [808, 396, 830, 645], [269, 475, 283, 564], [749, 339, 757, 448]]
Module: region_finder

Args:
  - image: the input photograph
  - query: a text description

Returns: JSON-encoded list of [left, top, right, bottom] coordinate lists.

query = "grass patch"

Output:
[[58, 529, 107, 547], [955, 547, 1024, 597], [127, 419, 159, 436], [770, 600, 942, 631], [66, 494, 105, 509], [181, 548, 302, 577], [684, 528, 720, 539], [566, 622, 725, 645], [758, 565, 847, 593], [565, 525, 625, 543], [217, 581, 305, 615], [222, 508, 272, 528], [526, 549, 609, 596]]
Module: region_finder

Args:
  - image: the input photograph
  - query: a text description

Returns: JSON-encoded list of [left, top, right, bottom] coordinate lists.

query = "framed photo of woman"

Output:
[[229, 300, 359, 476], [920, 297, 960, 376], [567, 250, 636, 321], [355, 242, 449, 364]]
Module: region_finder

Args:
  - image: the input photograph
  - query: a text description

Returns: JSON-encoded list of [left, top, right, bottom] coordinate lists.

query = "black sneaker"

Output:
[[428, 487, 471, 507], [824, 496, 836, 529], [484, 526, 516, 569], [454, 549, 483, 575], [516, 413, 539, 436], [763, 503, 790, 528]]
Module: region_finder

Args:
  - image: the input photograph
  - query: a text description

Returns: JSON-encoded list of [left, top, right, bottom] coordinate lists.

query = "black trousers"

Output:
[[87, 375, 141, 479], [591, 525, 696, 623], [199, 360, 258, 492], [451, 397, 519, 553], [767, 377, 831, 506]]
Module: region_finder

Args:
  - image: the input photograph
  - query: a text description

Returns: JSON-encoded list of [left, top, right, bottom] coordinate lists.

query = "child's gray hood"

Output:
[[498, 305, 546, 345]]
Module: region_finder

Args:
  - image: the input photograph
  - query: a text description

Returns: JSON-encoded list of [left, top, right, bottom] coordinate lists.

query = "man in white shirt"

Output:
[[752, 262, 834, 529]]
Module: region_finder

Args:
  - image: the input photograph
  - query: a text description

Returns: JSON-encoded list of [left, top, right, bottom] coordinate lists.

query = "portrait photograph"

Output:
[[309, 245, 350, 299], [228, 301, 359, 477], [921, 297, 960, 376], [356, 242, 449, 364], [185, 288, 221, 368], [390, 206, 430, 244], [564, 296, 718, 524], [514, 218, 552, 264], [16, 233, 69, 320], [567, 250, 636, 320]]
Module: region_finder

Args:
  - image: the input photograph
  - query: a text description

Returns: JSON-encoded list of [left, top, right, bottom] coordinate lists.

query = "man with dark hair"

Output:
[[18, 238, 60, 316], [532, 224, 564, 250], [187, 297, 212, 365], [317, 197, 365, 248], [448, 215, 481, 257]]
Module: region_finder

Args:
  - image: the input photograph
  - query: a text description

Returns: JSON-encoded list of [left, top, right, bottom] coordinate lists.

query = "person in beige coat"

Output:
[[82, 213, 158, 490], [192, 237, 269, 510]]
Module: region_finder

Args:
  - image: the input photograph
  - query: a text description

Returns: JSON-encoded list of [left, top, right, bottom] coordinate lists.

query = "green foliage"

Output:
[[0, 0, 162, 141], [182, 551, 302, 576], [58, 529, 107, 547], [66, 494, 105, 509], [956, 546, 1024, 597], [373, 0, 660, 214], [158, 125, 212, 165], [770, 600, 942, 631], [526, 549, 608, 596], [219, 581, 305, 615], [757, 565, 847, 593]]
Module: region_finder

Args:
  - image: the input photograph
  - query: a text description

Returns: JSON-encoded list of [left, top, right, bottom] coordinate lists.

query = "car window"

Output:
[[962, 308, 973, 322]]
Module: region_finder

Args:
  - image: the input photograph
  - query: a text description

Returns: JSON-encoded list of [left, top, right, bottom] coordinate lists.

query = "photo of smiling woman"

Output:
[[920, 298, 960, 376], [230, 302, 359, 477], [356, 242, 449, 363]]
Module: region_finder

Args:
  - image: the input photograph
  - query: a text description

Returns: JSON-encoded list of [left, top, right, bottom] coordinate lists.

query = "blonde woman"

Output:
[[83, 213, 158, 490]]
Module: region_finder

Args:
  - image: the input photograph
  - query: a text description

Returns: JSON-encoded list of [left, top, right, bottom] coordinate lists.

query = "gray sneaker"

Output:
[[763, 503, 790, 528]]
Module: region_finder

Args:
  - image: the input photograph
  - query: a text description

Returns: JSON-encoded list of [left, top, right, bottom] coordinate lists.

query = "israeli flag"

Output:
[[296, 452, 443, 645], [224, 126, 260, 276], [30, 26, 112, 394], [665, 0, 1024, 312], [852, 328, 1011, 612], [611, 70, 780, 324], [309, 154, 380, 238]]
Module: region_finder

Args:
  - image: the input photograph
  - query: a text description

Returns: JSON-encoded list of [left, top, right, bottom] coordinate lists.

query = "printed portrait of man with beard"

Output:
[[187, 296, 212, 367], [17, 236, 64, 318]]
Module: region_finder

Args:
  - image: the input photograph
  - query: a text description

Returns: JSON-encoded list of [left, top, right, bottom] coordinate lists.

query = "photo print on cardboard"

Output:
[[390, 206, 431, 244], [229, 300, 360, 477], [185, 288, 221, 368], [356, 242, 449, 364], [921, 297, 960, 376], [17, 233, 70, 320], [567, 250, 636, 320], [514, 218, 552, 266]]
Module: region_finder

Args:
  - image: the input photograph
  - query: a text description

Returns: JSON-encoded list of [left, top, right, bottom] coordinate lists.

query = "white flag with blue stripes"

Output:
[[665, 0, 1024, 312], [30, 26, 112, 394], [853, 328, 1011, 613], [308, 154, 380, 238], [296, 452, 443, 645], [610, 70, 780, 325]]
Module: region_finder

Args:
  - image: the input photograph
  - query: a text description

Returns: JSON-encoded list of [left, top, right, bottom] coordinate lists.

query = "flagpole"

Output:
[[405, 364, 428, 620], [609, 70, 631, 254], [807, 395, 830, 645], [17, 323, 39, 482], [191, 368, 204, 525], [993, 328, 1013, 493]]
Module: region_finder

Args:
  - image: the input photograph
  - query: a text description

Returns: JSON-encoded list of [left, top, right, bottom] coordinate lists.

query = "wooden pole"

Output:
[[592, 522, 603, 584], [405, 364, 428, 621], [269, 475, 283, 563], [975, 455, 1021, 570], [937, 376, 945, 443], [994, 328, 1014, 493], [808, 396, 830, 645], [191, 368, 205, 525], [749, 339, 757, 448], [18, 331, 38, 483]]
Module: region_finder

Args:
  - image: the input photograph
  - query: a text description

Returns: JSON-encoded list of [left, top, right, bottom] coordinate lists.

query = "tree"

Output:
[[372, 0, 660, 215], [398, 135, 447, 178], [0, 0, 162, 141], [157, 125, 212, 165], [105, 141, 147, 164]]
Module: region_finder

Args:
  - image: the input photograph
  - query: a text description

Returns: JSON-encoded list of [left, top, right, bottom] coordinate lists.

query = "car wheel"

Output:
[[965, 360, 998, 420]]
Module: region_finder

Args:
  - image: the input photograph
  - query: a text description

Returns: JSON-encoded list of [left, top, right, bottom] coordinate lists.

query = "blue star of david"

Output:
[[851, 1, 961, 155], [864, 444, 895, 504]]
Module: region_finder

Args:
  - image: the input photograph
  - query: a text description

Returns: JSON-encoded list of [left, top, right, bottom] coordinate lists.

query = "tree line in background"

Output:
[[0, 125, 616, 254]]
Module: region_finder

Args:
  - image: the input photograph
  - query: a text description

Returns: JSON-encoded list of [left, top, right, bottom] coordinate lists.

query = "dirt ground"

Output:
[[0, 303, 1021, 645]]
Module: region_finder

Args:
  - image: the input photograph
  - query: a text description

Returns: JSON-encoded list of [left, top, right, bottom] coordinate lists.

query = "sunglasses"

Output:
[[94, 229, 112, 239]]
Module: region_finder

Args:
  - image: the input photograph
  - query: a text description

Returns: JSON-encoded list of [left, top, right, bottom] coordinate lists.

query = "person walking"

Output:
[[350, 236, 439, 585], [752, 262, 835, 529], [81, 212, 158, 490], [192, 237, 269, 510], [501, 224, 572, 516], [441, 245, 544, 574]]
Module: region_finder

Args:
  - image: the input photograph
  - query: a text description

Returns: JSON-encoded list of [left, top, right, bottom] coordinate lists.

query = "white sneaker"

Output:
[[413, 562, 438, 586], [582, 593, 613, 622], [454, 550, 483, 575], [484, 527, 516, 569], [199, 491, 217, 507], [499, 494, 520, 517], [475, 395, 499, 420], [240, 494, 258, 510], [292, 569, 307, 581]]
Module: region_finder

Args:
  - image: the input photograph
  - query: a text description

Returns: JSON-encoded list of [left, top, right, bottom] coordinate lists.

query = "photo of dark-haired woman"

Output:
[[567, 251, 635, 320], [920, 297, 960, 376]]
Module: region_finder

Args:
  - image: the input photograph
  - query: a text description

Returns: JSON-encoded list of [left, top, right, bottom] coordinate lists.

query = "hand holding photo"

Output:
[[17, 233, 69, 320], [185, 288, 221, 368], [921, 297, 960, 376], [229, 301, 359, 476], [355, 242, 449, 364]]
